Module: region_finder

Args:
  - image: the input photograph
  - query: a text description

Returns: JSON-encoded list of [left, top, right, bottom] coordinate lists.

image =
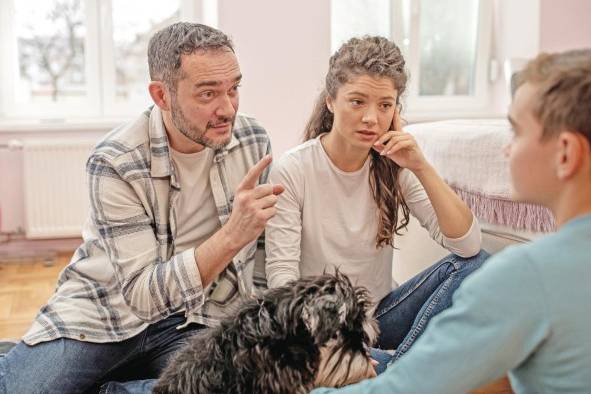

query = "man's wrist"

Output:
[[218, 224, 244, 255]]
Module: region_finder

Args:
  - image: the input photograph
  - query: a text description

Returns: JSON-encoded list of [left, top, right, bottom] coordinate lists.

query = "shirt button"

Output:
[[79, 333, 86, 340]]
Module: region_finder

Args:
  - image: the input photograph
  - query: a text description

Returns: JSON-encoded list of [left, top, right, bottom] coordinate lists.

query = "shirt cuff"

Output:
[[175, 247, 205, 310], [442, 215, 482, 257]]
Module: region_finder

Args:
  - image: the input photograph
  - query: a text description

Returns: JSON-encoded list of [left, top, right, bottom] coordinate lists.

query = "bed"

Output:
[[392, 119, 554, 283]]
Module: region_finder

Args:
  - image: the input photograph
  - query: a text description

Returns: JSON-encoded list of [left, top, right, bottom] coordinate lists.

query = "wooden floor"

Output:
[[0, 252, 69, 340], [0, 251, 513, 393]]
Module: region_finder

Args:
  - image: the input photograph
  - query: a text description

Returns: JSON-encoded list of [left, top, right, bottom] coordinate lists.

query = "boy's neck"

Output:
[[551, 180, 591, 228]]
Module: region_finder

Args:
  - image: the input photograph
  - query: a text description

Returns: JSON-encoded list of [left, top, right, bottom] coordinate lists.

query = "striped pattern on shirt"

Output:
[[23, 106, 271, 345]]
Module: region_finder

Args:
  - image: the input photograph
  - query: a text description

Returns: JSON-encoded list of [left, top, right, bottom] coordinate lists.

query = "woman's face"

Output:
[[326, 74, 398, 151]]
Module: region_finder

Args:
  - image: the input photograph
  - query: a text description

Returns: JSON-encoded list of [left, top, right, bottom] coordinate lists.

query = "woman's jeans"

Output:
[[371, 250, 489, 373], [0, 251, 488, 393]]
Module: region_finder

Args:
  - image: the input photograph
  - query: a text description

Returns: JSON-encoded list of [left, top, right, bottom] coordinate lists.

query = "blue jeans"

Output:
[[372, 250, 489, 372], [98, 251, 489, 393], [0, 313, 203, 394]]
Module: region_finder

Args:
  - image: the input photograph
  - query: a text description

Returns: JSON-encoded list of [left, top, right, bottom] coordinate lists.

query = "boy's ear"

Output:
[[555, 131, 587, 180]]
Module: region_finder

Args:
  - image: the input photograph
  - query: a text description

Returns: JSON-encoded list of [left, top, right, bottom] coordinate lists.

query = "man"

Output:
[[0, 22, 283, 393], [313, 49, 591, 393]]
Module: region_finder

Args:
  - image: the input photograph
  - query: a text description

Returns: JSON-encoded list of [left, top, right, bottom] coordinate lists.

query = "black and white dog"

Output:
[[153, 272, 379, 394]]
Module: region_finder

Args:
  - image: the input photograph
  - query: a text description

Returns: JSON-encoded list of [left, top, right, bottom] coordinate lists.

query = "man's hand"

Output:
[[196, 155, 284, 287], [222, 155, 285, 250]]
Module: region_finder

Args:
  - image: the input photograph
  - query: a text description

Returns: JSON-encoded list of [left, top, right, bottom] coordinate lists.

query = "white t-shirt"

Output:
[[170, 147, 220, 254], [265, 135, 481, 303]]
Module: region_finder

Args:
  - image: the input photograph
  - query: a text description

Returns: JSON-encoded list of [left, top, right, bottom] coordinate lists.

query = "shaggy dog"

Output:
[[153, 272, 379, 394]]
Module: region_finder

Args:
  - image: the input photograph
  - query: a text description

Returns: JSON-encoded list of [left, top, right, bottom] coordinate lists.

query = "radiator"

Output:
[[22, 140, 96, 239]]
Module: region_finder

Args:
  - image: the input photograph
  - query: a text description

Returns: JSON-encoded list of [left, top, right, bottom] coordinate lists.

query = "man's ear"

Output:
[[555, 131, 587, 180], [148, 81, 171, 112]]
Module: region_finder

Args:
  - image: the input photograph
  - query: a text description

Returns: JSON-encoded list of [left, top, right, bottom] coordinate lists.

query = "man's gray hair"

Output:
[[148, 22, 234, 88]]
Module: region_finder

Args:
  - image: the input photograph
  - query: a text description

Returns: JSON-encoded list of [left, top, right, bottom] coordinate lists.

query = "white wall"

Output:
[[217, 0, 331, 156]]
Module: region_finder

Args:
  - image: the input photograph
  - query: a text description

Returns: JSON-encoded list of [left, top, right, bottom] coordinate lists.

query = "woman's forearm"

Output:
[[412, 164, 473, 239]]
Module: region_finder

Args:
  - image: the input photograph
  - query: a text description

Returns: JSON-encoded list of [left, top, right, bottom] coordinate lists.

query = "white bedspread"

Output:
[[405, 119, 555, 232]]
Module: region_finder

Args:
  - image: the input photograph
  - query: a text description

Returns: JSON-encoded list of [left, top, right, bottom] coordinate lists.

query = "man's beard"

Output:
[[170, 97, 234, 150]]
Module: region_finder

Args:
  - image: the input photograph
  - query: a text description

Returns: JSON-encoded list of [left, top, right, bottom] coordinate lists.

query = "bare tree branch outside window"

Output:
[[18, 0, 85, 102]]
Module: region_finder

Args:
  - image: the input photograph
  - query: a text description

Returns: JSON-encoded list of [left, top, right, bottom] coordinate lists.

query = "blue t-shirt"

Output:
[[313, 213, 591, 394]]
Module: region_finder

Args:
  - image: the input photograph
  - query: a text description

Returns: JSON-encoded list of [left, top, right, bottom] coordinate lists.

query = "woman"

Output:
[[265, 36, 488, 370]]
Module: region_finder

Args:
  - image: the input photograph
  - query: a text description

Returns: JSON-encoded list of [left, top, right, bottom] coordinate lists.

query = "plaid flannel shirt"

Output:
[[23, 106, 270, 345]]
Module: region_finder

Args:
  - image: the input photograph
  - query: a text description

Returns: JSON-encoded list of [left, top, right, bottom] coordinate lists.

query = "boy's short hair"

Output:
[[516, 49, 591, 144]]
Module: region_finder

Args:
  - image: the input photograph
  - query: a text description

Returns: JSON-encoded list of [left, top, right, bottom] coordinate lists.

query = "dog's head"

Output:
[[153, 272, 378, 394], [262, 271, 379, 389]]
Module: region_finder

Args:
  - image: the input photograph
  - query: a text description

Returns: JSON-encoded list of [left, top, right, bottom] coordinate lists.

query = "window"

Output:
[[331, 0, 493, 117], [0, 0, 215, 121]]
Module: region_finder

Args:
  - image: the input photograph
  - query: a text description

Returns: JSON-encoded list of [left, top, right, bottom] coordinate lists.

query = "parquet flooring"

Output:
[[0, 252, 69, 339]]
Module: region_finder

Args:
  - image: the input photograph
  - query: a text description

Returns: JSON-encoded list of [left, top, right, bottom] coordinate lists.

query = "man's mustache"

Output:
[[207, 117, 234, 128]]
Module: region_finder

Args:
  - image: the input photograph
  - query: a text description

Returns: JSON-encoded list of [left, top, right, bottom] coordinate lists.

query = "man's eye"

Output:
[[351, 99, 362, 106], [200, 91, 214, 99]]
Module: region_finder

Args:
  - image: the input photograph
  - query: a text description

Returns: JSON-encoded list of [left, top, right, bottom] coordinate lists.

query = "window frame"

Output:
[[330, 0, 495, 119], [0, 0, 101, 119], [394, 0, 494, 117], [0, 0, 212, 122]]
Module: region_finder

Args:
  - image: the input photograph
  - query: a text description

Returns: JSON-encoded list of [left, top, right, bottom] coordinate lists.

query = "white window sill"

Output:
[[0, 118, 130, 133], [404, 111, 505, 125]]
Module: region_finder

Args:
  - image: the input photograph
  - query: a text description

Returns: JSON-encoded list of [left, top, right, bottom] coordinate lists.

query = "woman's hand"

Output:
[[372, 107, 429, 173]]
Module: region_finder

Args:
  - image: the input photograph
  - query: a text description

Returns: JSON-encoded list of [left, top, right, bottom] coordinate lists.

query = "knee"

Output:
[[454, 249, 490, 273]]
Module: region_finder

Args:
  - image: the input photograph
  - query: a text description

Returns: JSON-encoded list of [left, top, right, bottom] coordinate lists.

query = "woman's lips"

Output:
[[356, 130, 378, 141]]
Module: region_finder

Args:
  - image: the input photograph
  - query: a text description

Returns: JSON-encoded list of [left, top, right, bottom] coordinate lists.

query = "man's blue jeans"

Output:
[[0, 251, 488, 393], [0, 313, 203, 393]]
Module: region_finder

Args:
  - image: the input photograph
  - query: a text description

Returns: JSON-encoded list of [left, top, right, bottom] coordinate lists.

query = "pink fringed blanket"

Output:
[[406, 119, 555, 233]]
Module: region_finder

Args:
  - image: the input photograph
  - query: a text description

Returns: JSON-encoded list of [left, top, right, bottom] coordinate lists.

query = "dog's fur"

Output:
[[153, 272, 379, 394]]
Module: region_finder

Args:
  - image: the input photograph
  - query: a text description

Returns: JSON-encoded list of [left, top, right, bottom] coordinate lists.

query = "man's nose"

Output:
[[215, 94, 236, 119]]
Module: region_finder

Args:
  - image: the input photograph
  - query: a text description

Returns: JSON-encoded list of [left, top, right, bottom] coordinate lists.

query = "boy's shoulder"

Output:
[[476, 220, 589, 292]]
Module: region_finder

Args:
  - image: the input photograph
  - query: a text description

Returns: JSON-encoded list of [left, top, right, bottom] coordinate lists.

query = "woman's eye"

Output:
[[351, 99, 363, 106], [381, 103, 393, 110]]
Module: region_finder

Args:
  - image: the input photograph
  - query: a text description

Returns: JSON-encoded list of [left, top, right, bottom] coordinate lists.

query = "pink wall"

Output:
[[218, 0, 331, 157], [540, 0, 591, 52]]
